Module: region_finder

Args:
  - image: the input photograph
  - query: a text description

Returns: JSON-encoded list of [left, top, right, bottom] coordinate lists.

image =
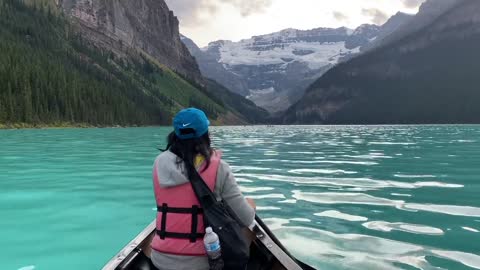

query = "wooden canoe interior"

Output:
[[115, 230, 289, 270]]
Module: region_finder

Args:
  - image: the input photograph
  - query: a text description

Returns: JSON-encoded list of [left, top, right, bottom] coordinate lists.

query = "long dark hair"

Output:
[[163, 129, 213, 179]]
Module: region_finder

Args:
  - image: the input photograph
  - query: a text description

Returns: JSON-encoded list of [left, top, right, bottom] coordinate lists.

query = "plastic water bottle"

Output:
[[204, 227, 222, 259], [204, 227, 224, 270]]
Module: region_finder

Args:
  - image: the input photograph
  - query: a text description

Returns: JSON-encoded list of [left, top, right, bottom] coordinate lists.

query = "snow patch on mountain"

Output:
[[218, 40, 360, 70], [246, 87, 275, 99]]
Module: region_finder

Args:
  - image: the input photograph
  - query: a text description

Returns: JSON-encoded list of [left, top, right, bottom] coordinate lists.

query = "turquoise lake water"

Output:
[[1, 126, 480, 270]]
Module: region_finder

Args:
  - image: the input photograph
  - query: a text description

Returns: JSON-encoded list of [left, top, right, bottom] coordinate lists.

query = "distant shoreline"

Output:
[[1, 122, 479, 130], [0, 122, 241, 130], [0, 123, 136, 130]]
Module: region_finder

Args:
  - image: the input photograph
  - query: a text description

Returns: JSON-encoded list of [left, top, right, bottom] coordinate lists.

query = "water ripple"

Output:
[[462, 227, 479, 233], [315, 210, 368, 222], [362, 221, 444, 235]]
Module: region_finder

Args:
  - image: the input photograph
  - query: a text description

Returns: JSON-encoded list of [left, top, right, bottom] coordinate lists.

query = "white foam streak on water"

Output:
[[431, 250, 480, 269], [17, 266, 35, 270], [256, 206, 281, 211], [413, 181, 463, 188], [239, 186, 274, 193], [403, 204, 480, 218], [453, 140, 477, 143], [290, 218, 311, 222], [462, 227, 479, 233], [312, 159, 379, 165], [292, 191, 404, 207], [368, 142, 417, 145], [362, 221, 444, 235], [285, 151, 317, 155], [246, 193, 286, 199], [288, 169, 358, 175], [230, 165, 272, 171], [391, 193, 413, 197], [394, 174, 437, 178], [264, 150, 278, 156], [343, 154, 393, 159], [315, 210, 368, 222]]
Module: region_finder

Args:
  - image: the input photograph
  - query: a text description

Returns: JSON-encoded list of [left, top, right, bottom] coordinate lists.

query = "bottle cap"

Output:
[[205, 227, 213, 234]]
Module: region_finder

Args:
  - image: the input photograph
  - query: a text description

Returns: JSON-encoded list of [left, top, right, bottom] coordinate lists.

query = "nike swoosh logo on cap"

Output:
[[182, 123, 192, 127]]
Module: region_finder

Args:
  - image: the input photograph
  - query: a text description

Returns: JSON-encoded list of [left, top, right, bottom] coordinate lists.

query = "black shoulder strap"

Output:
[[186, 160, 218, 206], [187, 161, 245, 226]]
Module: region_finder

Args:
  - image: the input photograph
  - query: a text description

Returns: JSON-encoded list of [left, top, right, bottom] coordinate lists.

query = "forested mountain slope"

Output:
[[0, 0, 265, 127]]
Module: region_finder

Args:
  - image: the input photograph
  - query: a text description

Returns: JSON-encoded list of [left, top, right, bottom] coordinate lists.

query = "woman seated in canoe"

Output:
[[151, 108, 256, 270]]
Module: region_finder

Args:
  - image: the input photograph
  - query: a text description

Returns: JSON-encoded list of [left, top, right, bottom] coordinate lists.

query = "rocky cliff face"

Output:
[[284, 0, 480, 124], [59, 0, 203, 84], [184, 14, 411, 114], [361, 12, 413, 52], [181, 35, 249, 98]]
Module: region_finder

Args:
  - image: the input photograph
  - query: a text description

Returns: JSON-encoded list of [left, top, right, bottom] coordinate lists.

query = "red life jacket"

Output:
[[151, 151, 222, 256]]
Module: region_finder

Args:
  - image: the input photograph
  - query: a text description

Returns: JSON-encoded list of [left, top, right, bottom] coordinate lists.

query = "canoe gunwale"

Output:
[[252, 222, 303, 270], [102, 221, 156, 270]]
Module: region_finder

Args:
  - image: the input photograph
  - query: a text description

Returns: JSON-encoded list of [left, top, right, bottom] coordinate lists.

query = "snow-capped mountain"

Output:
[[183, 13, 412, 113]]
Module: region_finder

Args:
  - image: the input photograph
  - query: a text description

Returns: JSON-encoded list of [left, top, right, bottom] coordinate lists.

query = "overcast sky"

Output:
[[165, 0, 426, 47]]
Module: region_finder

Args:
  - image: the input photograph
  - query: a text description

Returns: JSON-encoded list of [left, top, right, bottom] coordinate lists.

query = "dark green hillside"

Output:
[[285, 0, 480, 124], [0, 0, 228, 127]]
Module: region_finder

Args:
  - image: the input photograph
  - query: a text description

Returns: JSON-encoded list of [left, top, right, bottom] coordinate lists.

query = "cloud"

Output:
[[164, 0, 208, 26], [332, 11, 348, 22], [165, 0, 273, 27], [401, 0, 426, 8], [361, 8, 389, 25], [227, 0, 273, 16]]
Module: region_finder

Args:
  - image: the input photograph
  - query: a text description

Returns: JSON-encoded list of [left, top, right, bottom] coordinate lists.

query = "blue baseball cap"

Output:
[[173, 108, 210, 140]]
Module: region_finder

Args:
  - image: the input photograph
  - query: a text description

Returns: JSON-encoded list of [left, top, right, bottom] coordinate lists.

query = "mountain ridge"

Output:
[[363, 0, 461, 52], [284, 0, 480, 124], [184, 13, 412, 113]]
